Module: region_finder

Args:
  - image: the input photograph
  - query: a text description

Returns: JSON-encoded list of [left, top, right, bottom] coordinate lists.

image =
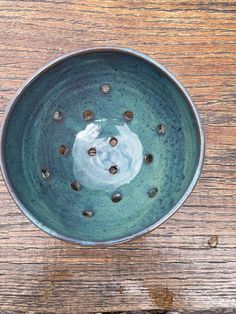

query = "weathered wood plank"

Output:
[[0, 0, 235, 313]]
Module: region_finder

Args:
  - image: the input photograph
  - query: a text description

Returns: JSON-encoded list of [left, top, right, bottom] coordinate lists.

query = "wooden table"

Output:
[[0, 1, 235, 313]]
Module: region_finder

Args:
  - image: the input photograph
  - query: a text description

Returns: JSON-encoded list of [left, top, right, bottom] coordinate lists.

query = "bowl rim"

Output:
[[0, 46, 205, 246]]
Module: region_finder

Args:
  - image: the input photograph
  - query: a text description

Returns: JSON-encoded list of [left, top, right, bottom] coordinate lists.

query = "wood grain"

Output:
[[0, 0, 235, 313]]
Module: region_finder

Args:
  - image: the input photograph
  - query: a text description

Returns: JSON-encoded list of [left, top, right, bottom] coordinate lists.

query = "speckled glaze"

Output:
[[0, 48, 204, 245]]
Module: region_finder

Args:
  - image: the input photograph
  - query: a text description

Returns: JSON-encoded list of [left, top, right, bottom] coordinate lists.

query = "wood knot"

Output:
[[117, 286, 124, 294], [149, 287, 174, 309], [208, 235, 218, 248]]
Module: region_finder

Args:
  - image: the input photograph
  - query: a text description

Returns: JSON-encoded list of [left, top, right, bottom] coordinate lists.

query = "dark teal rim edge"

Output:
[[0, 47, 205, 246]]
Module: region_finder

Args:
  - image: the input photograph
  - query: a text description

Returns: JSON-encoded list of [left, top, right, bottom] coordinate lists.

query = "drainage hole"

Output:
[[144, 153, 153, 164], [109, 137, 118, 147], [41, 169, 50, 180], [100, 84, 111, 94], [109, 165, 118, 175], [53, 111, 63, 121], [82, 210, 94, 218], [71, 181, 81, 191], [59, 145, 69, 156], [83, 110, 94, 121], [148, 187, 158, 198], [157, 123, 166, 135], [123, 111, 133, 121], [87, 147, 96, 156], [111, 193, 122, 203]]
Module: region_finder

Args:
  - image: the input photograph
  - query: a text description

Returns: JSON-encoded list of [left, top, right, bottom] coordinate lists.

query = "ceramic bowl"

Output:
[[0, 47, 204, 245]]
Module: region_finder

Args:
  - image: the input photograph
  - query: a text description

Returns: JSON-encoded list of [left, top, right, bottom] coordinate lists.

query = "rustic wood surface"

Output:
[[0, 0, 235, 313]]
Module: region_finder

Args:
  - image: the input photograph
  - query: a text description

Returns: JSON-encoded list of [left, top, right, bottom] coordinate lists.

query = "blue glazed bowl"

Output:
[[0, 48, 204, 245]]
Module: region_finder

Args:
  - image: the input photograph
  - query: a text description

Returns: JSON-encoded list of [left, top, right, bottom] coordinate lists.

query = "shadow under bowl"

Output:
[[0, 47, 204, 245]]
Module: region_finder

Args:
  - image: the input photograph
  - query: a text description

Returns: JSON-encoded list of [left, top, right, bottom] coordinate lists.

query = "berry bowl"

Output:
[[0, 47, 204, 245]]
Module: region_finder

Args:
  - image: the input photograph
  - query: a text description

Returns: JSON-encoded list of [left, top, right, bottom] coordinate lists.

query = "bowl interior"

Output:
[[2, 49, 202, 244]]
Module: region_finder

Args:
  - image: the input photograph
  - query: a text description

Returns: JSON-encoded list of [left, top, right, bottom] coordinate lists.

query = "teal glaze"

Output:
[[0, 48, 204, 245]]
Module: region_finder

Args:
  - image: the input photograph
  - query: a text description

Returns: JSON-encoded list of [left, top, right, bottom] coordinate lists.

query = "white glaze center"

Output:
[[72, 121, 143, 192]]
